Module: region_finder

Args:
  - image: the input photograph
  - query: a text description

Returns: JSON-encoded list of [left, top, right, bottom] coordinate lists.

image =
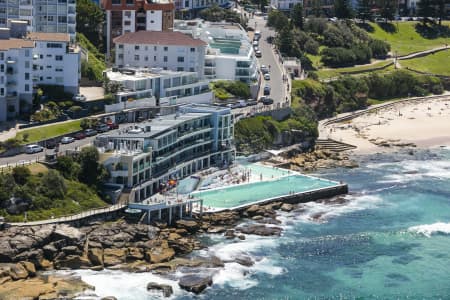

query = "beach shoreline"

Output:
[[319, 95, 450, 154]]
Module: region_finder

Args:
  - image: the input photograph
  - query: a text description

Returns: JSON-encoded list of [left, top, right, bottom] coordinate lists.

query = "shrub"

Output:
[[321, 47, 356, 67], [304, 38, 320, 55], [12, 166, 31, 185], [369, 39, 391, 58]]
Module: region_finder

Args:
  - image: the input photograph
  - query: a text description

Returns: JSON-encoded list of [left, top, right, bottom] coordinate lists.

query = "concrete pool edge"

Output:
[[196, 183, 349, 213]]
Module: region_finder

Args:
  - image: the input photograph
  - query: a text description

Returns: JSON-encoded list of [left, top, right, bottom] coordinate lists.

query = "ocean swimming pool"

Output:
[[193, 174, 338, 209]]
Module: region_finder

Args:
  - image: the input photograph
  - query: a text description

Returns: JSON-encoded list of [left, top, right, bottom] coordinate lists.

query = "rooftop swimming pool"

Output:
[[193, 174, 338, 209]]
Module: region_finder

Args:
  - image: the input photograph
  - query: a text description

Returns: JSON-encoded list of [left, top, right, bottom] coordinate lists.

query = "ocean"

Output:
[[75, 148, 450, 299]]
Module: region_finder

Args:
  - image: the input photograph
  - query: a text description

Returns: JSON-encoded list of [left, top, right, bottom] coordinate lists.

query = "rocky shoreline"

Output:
[[0, 200, 313, 299], [284, 149, 359, 172]]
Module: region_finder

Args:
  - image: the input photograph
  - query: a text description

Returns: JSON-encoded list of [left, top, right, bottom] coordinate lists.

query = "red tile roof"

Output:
[[28, 32, 70, 42], [0, 38, 34, 50], [113, 31, 207, 46]]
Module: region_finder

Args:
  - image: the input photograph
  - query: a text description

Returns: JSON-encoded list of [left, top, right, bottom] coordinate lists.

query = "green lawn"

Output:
[[367, 21, 450, 56], [401, 49, 450, 75], [315, 61, 394, 80], [16, 120, 82, 144]]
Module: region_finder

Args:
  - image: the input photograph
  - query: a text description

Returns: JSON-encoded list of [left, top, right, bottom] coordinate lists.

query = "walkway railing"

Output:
[[7, 204, 126, 227]]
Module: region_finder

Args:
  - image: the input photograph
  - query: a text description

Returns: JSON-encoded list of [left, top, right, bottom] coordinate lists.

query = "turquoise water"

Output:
[[76, 149, 450, 299], [194, 175, 337, 208]]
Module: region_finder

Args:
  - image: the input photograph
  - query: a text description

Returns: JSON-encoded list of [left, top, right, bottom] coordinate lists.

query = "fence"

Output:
[[7, 203, 127, 227]]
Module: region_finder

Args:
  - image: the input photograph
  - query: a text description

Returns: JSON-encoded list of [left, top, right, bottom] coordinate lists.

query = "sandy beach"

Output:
[[319, 95, 450, 154]]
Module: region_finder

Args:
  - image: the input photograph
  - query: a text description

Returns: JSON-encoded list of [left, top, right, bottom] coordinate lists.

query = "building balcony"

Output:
[[111, 170, 129, 177], [6, 58, 16, 64], [6, 92, 18, 99], [6, 81, 16, 86]]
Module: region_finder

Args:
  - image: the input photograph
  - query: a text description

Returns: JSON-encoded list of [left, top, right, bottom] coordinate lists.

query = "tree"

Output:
[[267, 10, 289, 31], [56, 156, 81, 180], [76, 0, 104, 50], [39, 170, 67, 200], [77, 146, 108, 188], [434, 0, 448, 25], [357, 0, 373, 23], [417, 0, 435, 24], [291, 3, 304, 29], [12, 166, 31, 185], [369, 39, 390, 58], [379, 0, 396, 22], [335, 0, 354, 19]]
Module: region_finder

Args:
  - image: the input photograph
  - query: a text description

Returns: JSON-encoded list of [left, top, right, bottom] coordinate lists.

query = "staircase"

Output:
[[117, 188, 132, 205], [315, 139, 357, 152]]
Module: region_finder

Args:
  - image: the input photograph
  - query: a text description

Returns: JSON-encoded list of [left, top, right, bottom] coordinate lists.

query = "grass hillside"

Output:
[[366, 21, 450, 56], [16, 120, 82, 144], [401, 49, 450, 76]]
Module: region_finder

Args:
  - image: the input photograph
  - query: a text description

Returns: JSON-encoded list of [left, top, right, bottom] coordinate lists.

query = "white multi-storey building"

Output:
[[270, 0, 302, 10], [95, 104, 235, 201], [175, 20, 259, 84], [114, 31, 207, 76], [103, 67, 212, 111], [174, 0, 232, 11], [0, 27, 80, 122], [0, 0, 76, 40]]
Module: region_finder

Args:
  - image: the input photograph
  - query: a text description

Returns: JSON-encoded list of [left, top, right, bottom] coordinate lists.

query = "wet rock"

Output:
[[280, 203, 294, 212], [252, 215, 263, 220], [147, 282, 173, 297], [234, 255, 254, 267], [237, 224, 282, 236], [238, 235, 246, 240], [178, 274, 213, 294], [224, 229, 236, 239], [207, 226, 226, 233]]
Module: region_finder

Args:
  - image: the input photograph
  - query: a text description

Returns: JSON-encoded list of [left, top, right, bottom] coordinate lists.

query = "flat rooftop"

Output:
[[105, 68, 198, 82], [100, 112, 212, 139]]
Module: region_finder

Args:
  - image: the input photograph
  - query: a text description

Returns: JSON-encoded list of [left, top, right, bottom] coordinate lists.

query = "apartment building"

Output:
[[0, 26, 80, 121], [114, 31, 206, 76], [104, 67, 212, 107], [0, 0, 76, 40], [95, 104, 234, 202], [270, 0, 302, 10], [101, 0, 175, 57], [175, 20, 259, 83], [174, 0, 231, 11]]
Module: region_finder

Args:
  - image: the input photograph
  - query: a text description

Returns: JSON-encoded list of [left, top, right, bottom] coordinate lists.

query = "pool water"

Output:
[[193, 175, 338, 209]]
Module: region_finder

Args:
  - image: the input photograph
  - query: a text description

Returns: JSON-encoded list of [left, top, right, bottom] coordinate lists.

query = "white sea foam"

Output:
[[408, 222, 450, 237], [72, 269, 184, 300], [293, 194, 383, 223]]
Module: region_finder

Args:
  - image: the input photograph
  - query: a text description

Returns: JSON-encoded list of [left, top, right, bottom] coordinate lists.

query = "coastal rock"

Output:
[[234, 255, 254, 267], [264, 202, 282, 211], [88, 248, 103, 266], [237, 225, 282, 236], [61, 245, 82, 256], [127, 247, 144, 261], [19, 261, 36, 277], [280, 203, 294, 212], [147, 282, 174, 297], [169, 237, 195, 254], [168, 233, 182, 241], [175, 220, 200, 233], [43, 243, 58, 260], [207, 226, 227, 233], [101, 297, 118, 300], [238, 235, 246, 240], [52, 225, 84, 243], [224, 229, 236, 239], [178, 274, 213, 294], [9, 262, 29, 280], [245, 205, 264, 217], [54, 255, 91, 269], [204, 211, 240, 226], [103, 248, 127, 267], [146, 247, 175, 264]]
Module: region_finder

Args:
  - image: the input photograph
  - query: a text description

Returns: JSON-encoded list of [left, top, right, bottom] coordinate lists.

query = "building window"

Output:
[[154, 46, 157, 51], [126, 0, 133, 5], [164, 46, 168, 51], [144, 56, 148, 61], [55, 67, 63, 72], [112, 0, 120, 3], [118, 54, 123, 59], [177, 56, 184, 62], [58, 16, 67, 23], [163, 56, 167, 62], [55, 55, 63, 61], [25, 73, 30, 80], [134, 55, 139, 61], [135, 45, 139, 50], [25, 61, 30, 69], [55, 77, 63, 84], [150, 10, 154, 13], [190, 67, 195, 72], [124, 11, 131, 17], [177, 67, 184, 71], [150, 20, 154, 23], [0, 88, 3, 96], [118, 44, 123, 49], [124, 20, 131, 26], [47, 43, 62, 48], [190, 48, 195, 52], [153, 56, 156, 61], [25, 50, 30, 57], [25, 84, 29, 92]]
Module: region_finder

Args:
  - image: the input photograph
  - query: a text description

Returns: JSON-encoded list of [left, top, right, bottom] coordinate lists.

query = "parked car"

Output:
[[74, 132, 86, 140], [252, 40, 258, 47], [107, 122, 119, 130], [45, 139, 57, 149], [264, 73, 270, 80], [255, 50, 262, 58], [84, 129, 98, 137], [262, 97, 274, 105], [95, 123, 109, 133], [247, 100, 258, 106], [237, 100, 247, 107], [61, 136, 75, 144], [25, 144, 44, 154], [72, 94, 86, 101], [254, 31, 261, 40], [263, 85, 271, 95]]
